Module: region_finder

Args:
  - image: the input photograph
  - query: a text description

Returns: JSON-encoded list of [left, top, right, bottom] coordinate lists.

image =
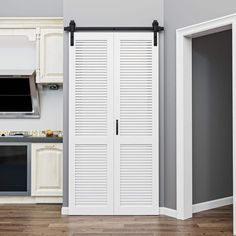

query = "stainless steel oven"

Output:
[[0, 143, 31, 196]]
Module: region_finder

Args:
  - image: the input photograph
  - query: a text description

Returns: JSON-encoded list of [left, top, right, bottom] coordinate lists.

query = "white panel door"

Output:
[[69, 33, 114, 215], [113, 33, 159, 215]]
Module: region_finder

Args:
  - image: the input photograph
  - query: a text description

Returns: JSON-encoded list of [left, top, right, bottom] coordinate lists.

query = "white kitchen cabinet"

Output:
[[0, 28, 36, 41], [31, 143, 63, 197], [0, 18, 63, 83], [38, 28, 63, 83]]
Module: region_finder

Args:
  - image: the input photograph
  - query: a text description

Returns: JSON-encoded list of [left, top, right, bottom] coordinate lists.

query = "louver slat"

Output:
[[119, 40, 153, 136], [75, 144, 108, 205], [120, 144, 153, 205], [75, 40, 108, 136]]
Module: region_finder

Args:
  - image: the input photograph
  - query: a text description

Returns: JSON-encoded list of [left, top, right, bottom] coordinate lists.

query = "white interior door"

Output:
[[113, 33, 159, 215], [69, 32, 114, 215], [69, 32, 159, 215]]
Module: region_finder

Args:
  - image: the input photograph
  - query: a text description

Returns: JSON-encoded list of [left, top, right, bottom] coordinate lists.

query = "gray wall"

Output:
[[192, 30, 232, 204], [63, 0, 164, 207], [0, 0, 62, 17], [164, 0, 236, 209], [1, 0, 235, 210], [64, 0, 236, 209]]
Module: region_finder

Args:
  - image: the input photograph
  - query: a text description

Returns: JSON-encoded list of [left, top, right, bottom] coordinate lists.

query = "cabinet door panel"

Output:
[[31, 143, 63, 196], [39, 29, 63, 83]]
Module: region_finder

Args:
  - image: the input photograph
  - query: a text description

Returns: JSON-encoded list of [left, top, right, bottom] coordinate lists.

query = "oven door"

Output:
[[0, 143, 31, 196]]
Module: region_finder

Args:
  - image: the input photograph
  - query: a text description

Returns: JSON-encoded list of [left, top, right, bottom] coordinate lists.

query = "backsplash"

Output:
[[0, 130, 63, 137]]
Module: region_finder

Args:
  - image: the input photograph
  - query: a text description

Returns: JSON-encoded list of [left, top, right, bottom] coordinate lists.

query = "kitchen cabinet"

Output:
[[31, 143, 63, 197], [0, 18, 63, 84], [0, 28, 36, 41], [38, 28, 63, 83]]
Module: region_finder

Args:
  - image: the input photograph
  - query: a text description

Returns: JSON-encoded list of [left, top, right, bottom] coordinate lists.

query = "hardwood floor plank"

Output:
[[0, 204, 232, 235]]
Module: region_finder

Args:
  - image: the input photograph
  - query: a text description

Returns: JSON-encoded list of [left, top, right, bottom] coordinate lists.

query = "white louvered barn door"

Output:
[[69, 33, 114, 215], [113, 33, 159, 215]]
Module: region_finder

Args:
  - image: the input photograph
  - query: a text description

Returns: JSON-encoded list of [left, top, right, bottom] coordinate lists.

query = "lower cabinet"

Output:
[[31, 143, 63, 197]]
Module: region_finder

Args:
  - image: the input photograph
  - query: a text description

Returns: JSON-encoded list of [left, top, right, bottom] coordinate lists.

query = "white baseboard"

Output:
[[193, 196, 233, 213], [61, 206, 69, 215], [61, 207, 177, 217], [0, 196, 62, 204], [159, 207, 177, 218]]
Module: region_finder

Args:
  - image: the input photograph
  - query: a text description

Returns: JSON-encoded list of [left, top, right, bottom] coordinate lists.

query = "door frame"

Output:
[[176, 13, 236, 233]]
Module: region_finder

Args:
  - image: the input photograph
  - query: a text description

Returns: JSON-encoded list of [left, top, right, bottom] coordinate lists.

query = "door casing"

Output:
[[176, 13, 236, 235]]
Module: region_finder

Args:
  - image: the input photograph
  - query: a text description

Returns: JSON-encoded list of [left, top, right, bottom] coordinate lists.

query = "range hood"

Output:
[[0, 70, 40, 119]]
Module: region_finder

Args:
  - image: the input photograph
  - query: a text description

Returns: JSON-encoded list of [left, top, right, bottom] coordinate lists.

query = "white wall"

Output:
[[0, 86, 63, 131]]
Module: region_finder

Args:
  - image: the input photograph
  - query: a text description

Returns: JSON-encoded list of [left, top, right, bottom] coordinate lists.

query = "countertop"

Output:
[[0, 136, 63, 143]]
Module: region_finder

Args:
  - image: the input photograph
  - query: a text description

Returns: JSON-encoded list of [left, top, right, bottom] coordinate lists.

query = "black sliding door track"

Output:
[[64, 20, 164, 46]]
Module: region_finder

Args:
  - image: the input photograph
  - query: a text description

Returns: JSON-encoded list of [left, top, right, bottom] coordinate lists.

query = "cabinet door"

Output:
[[39, 28, 63, 83], [114, 33, 159, 215], [31, 143, 63, 196], [69, 33, 114, 215]]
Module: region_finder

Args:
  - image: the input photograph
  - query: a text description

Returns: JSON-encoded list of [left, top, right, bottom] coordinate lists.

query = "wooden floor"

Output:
[[0, 204, 232, 236]]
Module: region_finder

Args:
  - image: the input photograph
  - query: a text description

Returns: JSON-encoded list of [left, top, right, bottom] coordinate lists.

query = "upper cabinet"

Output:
[[0, 17, 63, 84], [38, 28, 63, 83]]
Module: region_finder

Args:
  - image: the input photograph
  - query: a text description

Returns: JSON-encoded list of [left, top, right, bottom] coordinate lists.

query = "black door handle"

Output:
[[116, 120, 119, 135]]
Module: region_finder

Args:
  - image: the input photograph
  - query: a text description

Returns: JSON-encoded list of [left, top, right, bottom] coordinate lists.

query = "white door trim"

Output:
[[176, 13, 236, 234]]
